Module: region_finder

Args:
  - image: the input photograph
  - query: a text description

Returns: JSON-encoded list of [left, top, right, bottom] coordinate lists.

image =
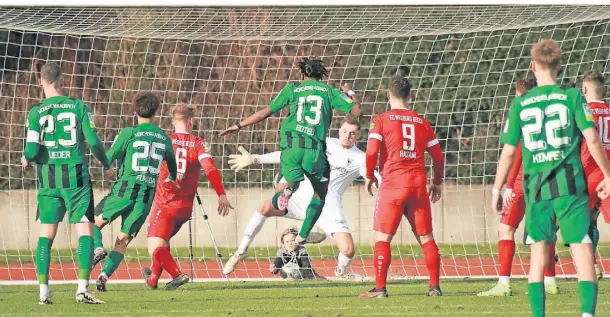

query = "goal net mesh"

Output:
[[1, 6, 610, 283]]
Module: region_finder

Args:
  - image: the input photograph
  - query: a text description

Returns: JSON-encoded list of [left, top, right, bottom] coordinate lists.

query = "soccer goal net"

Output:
[[2, 5, 610, 284]]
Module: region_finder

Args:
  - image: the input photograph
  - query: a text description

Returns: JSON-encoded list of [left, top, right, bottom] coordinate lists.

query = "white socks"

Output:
[[39, 284, 50, 298], [77, 279, 89, 294], [237, 211, 268, 254], [336, 253, 354, 273], [498, 276, 510, 285], [544, 276, 556, 285]]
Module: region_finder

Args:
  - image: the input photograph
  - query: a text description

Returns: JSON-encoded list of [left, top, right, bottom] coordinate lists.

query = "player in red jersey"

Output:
[[579, 70, 610, 280], [142, 105, 233, 290], [479, 79, 559, 297], [360, 76, 445, 298]]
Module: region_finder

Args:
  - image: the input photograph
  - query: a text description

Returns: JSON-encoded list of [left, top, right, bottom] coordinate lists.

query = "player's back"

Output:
[[154, 133, 206, 208], [509, 85, 592, 202], [275, 79, 355, 148], [115, 123, 173, 189], [581, 101, 610, 175], [27, 96, 93, 188], [372, 108, 436, 188]]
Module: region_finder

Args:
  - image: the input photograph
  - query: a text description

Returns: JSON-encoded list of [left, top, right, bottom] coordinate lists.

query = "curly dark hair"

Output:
[[297, 57, 328, 80], [133, 91, 161, 118]]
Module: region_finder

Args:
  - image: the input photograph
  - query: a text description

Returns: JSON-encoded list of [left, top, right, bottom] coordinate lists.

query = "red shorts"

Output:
[[373, 186, 432, 236], [587, 169, 603, 213], [147, 203, 193, 241], [500, 190, 525, 229]]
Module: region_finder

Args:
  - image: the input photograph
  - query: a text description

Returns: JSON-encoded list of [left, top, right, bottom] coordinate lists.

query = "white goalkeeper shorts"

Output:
[[284, 190, 351, 237]]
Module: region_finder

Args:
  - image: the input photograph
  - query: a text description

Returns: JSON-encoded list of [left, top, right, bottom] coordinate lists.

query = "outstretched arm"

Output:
[[228, 146, 282, 172], [219, 107, 273, 136]]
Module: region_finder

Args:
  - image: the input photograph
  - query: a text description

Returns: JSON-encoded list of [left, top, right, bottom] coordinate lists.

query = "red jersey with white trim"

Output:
[[368, 109, 439, 188], [154, 133, 212, 208], [581, 101, 610, 176]]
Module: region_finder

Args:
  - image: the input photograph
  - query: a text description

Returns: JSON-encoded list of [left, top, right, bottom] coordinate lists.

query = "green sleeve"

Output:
[[163, 137, 177, 181], [23, 108, 40, 162], [500, 100, 521, 146], [269, 83, 295, 112], [574, 91, 596, 132], [107, 128, 131, 166], [81, 104, 110, 169], [330, 88, 356, 114]]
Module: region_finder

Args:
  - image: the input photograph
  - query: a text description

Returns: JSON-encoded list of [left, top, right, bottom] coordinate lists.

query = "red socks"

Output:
[[374, 241, 391, 290], [153, 247, 181, 279], [545, 243, 556, 277], [422, 240, 441, 287], [498, 240, 516, 277]]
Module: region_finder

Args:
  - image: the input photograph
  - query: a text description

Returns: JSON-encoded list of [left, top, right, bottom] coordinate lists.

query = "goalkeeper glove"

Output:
[[228, 146, 258, 172]]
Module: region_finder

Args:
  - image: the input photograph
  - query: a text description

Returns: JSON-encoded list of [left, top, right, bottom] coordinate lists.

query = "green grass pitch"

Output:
[[1, 279, 608, 316]]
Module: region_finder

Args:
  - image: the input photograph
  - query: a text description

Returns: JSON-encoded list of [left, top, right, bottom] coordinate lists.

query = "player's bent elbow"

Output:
[[350, 105, 361, 117]]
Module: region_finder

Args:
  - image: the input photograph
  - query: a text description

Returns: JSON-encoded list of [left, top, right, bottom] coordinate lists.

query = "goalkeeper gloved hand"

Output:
[[228, 146, 259, 172]]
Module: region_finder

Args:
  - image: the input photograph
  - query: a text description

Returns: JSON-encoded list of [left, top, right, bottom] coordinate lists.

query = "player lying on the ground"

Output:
[[223, 116, 380, 279], [141, 104, 233, 290], [92, 92, 179, 292], [579, 70, 610, 280], [271, 227, 324, 280], [492, 38, 610, 317], [22, 63, 110, 305], [220, 57, 361, 245], [479, 78, 559, 297], [361, 75, 445, 298]]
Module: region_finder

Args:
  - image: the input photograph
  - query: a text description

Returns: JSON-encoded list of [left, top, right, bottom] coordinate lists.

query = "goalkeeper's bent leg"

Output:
[[237, 208, 269, 254]]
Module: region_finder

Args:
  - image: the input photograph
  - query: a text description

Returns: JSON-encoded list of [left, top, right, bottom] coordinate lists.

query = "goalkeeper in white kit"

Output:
[[224, 116, 380, 279]]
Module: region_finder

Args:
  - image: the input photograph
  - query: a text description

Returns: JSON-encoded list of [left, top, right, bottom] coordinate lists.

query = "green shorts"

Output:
[[94, 194, 152, 238], [525, 194, 591, 245], [36, 186, 94, 224], [280, 147, 330, 197]]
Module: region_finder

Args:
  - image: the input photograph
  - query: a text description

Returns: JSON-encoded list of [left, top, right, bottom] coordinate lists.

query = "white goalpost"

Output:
[[2, 5, 610, 284]]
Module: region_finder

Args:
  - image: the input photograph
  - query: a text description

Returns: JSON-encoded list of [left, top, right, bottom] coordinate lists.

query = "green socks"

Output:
[[528, 282, 545, 317], [93, 226, 104, 249], [298, 196, 323, 239], [101, 250, 124, 278], [36, 237, 53, 285], [579, 281, 598, 316], [78, 235, 93, 280]]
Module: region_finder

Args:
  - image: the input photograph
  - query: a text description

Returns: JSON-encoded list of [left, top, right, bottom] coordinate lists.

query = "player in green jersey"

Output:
[[220, 58, 361, 244], [22, 63, 110, 305], [493, 39, 610, 317], [92, 92, 178, 292]]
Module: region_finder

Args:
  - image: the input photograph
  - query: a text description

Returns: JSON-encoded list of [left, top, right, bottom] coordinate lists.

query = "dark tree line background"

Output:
[[1, 18, 609, 190]]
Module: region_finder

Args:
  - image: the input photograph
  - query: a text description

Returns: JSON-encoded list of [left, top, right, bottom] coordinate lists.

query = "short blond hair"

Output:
[[170, 104, 195, 121], [583, 70, 606, 97], [280, 226, 298, 244], [531, 39, 562, 70]]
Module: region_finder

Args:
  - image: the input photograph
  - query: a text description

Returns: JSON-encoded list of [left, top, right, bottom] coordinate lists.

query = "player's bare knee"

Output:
[[94, 216, 108, 229], [375, 231, 393, 243], [258, 200, 280, 217], [74, 222, 94, 237], [113, 234, 133, 253], [498, 224, 516, 240], [419, 233, 435, 245], [39, 224, 58, 240]]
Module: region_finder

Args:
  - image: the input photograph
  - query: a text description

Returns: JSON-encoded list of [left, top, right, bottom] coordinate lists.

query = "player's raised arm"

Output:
[[220, 83, 296, 137], [228, 145, 282, 171], [23, 108, 41, 165], [492, 102, 521, 214], [197, 140, 233, 215], [365, 116, 383, 196], [81, 104, 110, 169], [331, 83, 361, 117]]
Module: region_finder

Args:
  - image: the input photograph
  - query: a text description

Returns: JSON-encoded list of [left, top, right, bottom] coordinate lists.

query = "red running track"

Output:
[[2, 257, 606, 281]]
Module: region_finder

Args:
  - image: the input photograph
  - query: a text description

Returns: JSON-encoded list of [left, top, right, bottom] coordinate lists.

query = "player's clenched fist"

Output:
[[228, 146, 259, 172], [596, 177, 610, 199]]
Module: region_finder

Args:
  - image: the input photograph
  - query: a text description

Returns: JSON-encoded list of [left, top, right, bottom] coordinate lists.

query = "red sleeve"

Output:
[[425, 121, 444, 185], [506, 142, 522, 189], [366, 116, 383, 179], [197, 139, 226, 196]]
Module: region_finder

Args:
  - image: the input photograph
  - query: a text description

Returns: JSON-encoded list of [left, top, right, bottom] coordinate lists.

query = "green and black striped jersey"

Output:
[[23, 95, 109, 189], [106, 123, 177, 204], [501, 85, 596, 202]]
